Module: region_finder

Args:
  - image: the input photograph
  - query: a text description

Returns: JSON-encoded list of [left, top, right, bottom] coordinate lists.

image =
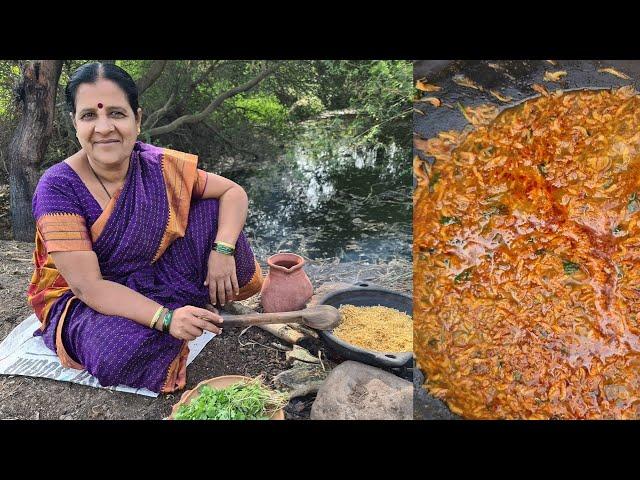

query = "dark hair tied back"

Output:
[[65, 62, 139, 115]]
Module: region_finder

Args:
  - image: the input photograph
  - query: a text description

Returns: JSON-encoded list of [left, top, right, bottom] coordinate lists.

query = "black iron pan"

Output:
[[317, 283, 413, 370]]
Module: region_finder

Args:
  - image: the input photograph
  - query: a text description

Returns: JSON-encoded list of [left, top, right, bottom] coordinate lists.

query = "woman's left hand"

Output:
[[204, 250, 239, 306]]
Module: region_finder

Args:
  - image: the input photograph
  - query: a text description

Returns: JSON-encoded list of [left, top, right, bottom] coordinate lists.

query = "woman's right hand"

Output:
[[167, 305, 223, 341]]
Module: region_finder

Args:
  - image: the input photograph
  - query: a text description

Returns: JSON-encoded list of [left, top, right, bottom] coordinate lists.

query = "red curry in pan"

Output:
[[414, 86, 640, 419]]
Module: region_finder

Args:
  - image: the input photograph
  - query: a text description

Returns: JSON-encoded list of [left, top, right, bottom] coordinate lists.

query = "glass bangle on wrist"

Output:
[[213, 241, 235, 256], [162, 309, 174, 333]]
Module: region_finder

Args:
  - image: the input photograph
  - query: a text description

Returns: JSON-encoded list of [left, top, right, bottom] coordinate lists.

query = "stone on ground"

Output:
[[273, 361, 329, 399], [285, 345, 320, 365], [310, 361, 412, 420]]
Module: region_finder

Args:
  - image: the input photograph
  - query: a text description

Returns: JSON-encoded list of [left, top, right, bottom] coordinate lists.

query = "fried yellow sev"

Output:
[[333, 305, 412, 352]]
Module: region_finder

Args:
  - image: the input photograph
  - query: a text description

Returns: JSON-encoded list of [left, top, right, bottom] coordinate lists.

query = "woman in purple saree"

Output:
[[27, 63, 262, 393]]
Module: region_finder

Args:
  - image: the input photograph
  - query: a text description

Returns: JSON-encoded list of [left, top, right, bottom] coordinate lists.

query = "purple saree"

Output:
[[27, 141, 263, 393]]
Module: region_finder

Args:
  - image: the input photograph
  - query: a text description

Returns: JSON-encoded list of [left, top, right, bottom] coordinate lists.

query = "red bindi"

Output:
[[97, 103, 103, 109]]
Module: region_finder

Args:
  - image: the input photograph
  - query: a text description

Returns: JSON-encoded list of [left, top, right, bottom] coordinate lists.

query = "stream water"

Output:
[[222, 119, 412, 263]]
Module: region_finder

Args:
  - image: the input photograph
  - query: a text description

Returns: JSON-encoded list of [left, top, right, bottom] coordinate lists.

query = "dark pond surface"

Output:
[[223, 119, 412, 263]]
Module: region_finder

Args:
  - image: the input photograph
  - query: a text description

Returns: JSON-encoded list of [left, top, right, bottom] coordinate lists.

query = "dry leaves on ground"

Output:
[[453, 74, 483, 91], [598, 67, 631, 80], [544, 70, 567, 82], [416, 97, 442, 107], [416, 80, 442, 92], [489, 90, 513, 103]]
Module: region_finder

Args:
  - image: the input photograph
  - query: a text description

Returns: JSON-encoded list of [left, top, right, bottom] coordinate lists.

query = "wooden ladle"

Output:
[[215, 305, 342, 331]]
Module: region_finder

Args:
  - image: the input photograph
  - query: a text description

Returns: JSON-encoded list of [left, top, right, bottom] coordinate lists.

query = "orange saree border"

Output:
[[89, 189, 122, 241], [29, 213, 93, 328], [54, 295, 84, 370], [161, 341, 190, 393], [236, 260, 264, 301], [193, 169, 208, 199], [36, 213, 92, 252], [28, 197, 121, 331], [153, 149, 199, 262]]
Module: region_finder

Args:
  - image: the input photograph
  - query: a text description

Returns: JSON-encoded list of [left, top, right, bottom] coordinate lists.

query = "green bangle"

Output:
[[162, 309, 174, 333], [213, 242, 235, 256]]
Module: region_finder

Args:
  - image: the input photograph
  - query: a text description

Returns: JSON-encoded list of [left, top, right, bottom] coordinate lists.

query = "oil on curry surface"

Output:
[[414, 86, 640, 419]]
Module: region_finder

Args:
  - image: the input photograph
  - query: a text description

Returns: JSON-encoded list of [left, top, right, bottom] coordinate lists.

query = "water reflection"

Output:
[[223, 121, 412, 263]]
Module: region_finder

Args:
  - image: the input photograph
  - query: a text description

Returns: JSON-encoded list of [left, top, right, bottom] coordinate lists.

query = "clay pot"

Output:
[[168, 375, 285, 420], [260, 253, 313, 313]]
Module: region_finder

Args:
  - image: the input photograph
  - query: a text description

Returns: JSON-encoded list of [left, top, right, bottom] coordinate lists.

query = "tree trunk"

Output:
[[136, 60, 168, 96], [7, 60, 63, 241]]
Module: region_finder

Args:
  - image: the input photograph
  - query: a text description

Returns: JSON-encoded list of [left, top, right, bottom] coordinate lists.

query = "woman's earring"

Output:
[[137, 127, 141, 135]]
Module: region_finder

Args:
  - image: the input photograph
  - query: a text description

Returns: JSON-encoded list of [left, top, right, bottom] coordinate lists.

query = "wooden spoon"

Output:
[[213, 305, 342, 331]]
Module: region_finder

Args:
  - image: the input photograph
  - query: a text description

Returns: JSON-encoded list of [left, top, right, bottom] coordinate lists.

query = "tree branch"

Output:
[[145, 62, 280, 138], [203, 122, 260, 160], [142, 61, 223, 130], [142, 89, 177, 130], [173, 60, 223, 114], [136, 60, 168, 96], [352, 107, 412, 140]]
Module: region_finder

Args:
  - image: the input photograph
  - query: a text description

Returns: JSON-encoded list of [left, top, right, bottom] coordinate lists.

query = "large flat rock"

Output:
[[310, 361, 412, 420]]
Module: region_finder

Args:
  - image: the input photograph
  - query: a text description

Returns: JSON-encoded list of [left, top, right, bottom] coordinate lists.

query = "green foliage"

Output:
[[0, 62, 20, 117], [0, 59, 412, 179], [115, 60, 146, 82], [173, 378, 288, 420], [429, 171, 441, 192], [231, 93, 288, 129], [288, 94, 325, 121], [0, 61, 22, 183], [312, 60, 412, 146]]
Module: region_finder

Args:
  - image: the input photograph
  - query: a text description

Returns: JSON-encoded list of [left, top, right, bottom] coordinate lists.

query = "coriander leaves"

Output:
[[174, 378, 288, 420]]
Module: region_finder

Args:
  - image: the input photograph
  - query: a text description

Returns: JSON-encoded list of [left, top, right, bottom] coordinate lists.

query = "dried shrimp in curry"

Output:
[[414, 87, 640, 419]]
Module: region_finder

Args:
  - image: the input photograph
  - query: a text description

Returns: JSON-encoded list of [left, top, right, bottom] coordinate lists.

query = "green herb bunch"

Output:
[[174, 377, 289, 420]]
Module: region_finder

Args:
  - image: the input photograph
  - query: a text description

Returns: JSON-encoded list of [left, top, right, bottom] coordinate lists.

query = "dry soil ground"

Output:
[[0, 240, 411, 420]]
